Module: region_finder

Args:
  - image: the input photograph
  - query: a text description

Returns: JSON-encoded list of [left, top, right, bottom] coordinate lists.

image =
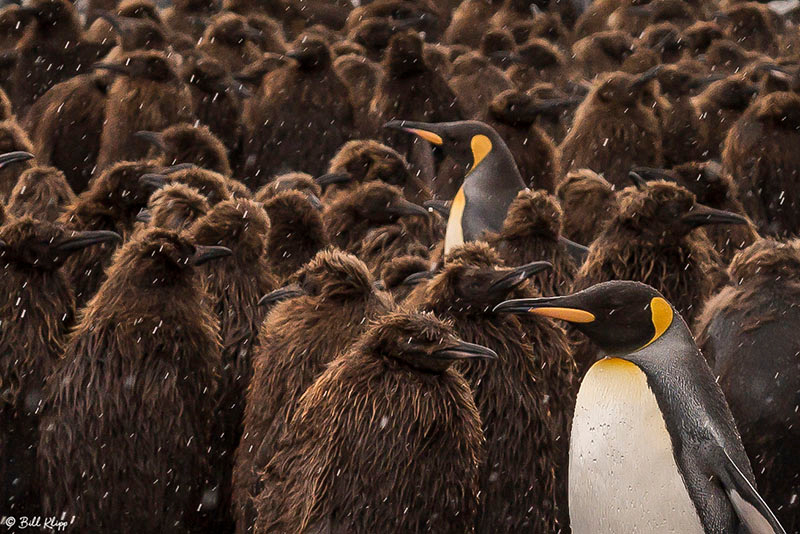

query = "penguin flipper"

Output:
[[716, 445, 787, 534]]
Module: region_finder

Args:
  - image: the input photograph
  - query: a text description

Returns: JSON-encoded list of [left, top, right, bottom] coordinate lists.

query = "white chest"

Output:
[[569, 358, 705, 534]]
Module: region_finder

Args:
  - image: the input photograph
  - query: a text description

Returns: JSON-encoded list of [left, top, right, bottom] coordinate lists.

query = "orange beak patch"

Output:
[[529, 307, 596, 323], [406, 128, 443, 145]]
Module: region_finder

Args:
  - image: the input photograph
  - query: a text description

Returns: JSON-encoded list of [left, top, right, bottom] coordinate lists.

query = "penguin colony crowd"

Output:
[[0, 0, 799, 532]]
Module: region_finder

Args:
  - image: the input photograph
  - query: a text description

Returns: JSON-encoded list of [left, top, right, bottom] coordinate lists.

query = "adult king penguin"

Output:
[[494, 280, 786, 534], [384, 120, 526, 255]]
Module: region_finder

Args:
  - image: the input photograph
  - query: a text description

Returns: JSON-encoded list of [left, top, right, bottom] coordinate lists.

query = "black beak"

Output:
[[136, 209, 152, 223], [493, 294, 597, 323], [558, 236, 590, 264], [631, 65, 663, 89], [54, 230, 122, 254], [487, 261, 552, 294], [431, 340, 498, 361], [628, 171, 650, 190], [386, 198, 429, 218], [140, 173, 168, 190], [92, 61, 130, 76], [315, 172, 352, 187], [383, 120, 444, 146], [423, 199, 450, 217], [631, 167, 674, 182], [304, 192, 323, 211], [680, 203, 749, 228], [258, 284, 305, 306], [134, 131, 166, 153], [400, 270, 435, 286], [161, 163, 195, 174], [688, 73, 727, 90], [0, 151, 34, 169], [191, 245, 232, 266]]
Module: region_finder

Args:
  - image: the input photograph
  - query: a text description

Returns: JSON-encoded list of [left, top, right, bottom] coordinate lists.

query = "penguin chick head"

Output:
[[117, 0, 162, 22], [137, 123, 230, 175], [145, 183, 210, 231], [327, 140, 411, 190], [489, 89, 573, 127], [286, 33, 333, 70], [189, 198, 269, 262], [153, 167, 233, 205], [617, 179, 748, 241], [383, 119, 505, 173], [0, 218, 121, 270], [100, 14, 166, 52], [255, 172, 321, 203], [697, 75, 758, 111], [592, 67, 663, 107], [93, 51, 181, 83], [7, 165, 75, 220], [729, 238, 800, 284], [92, 160, 165, 210], [751, 91, 800, 130], [500, 189, 562, 241], [183, 55, 241, 96], [495, 280, 675, 355], [204, 12, 261, 47], [384, 29, 426, 76], [424, 242, 552, 313], [635, 161, 736, 208], [332, 182, 429, 224], [359, 311, 497, 374], [259, 248, 379, 305], [16, 0, 79, 31], [112, 228, 231, 288]]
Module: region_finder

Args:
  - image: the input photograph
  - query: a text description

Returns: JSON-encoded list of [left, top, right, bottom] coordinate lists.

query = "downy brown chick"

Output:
[[137, 123, 232, 176], [6, 165, 75, 222], [555, 169, 618, 246]]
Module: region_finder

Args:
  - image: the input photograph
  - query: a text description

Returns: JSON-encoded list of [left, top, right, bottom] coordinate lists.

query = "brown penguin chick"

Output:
[[448, 52, 514, 120], [6, 165, 76, 222], [0, 5, 27, 52], [571, 31, 635, 80], [253, 310, 488, 534], [188, 199, 276, 532], [323, 181, 430, 253], [198, 13, 265, 73], [345, 0, 444, 42], [714, 2, 780, 56], [346, 16, 405, 63], [487, 189, 581, 295], [637, 22, 686, 64], [84, 0, 163, 43], [681, 20, 724, 56], [445, 0, 504, 48], [694, 238, 800, 533], [559, 68, 664, 188], [240, 34, 356, 187], [58, 160, 165, 306], [162, 167, 235, 205], [700, 38, 764, 74], [0, 121, 35, 201], [254, 171, 322, 203], [652, 66, 711, 167], [95, 51, 192, 171], [232, 248, 392, 533], [555, 169, 617, 246], [373, 30, 463, 179], [356, 223, 430, 275], [379, 254, 433, 303], [182, 54, 246, 154], [23, 73, 108, 194], [38, 229, 228, 534], [262, 190, 329, 282], [141, 183, 209, 232], [0, 218, 119, 515], [10, 0, 111, 114], [571, 180, 743, 371], [480, 28, 518, 70], [526, 10, 571, 48], [691, 75, 758, 159], [506, 38, 571, 91], [95, 14, 168, 59], [723, 91, 800, 237], [162, 0, 218, 40], [138, 123, 232, 176], [633, 162, 758, 261], [482, 89, 561, 193], [334, 53, 384, 131], [406, 242, 576, 534], [324, 139, 432, 205]]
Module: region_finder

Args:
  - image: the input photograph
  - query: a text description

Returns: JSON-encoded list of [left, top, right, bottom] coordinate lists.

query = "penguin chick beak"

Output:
[[493, 295, 597, 323], [92, 61, 131, 76], [628, 171, 650, 190], [134, 131, 166, 153], [383, 120, 444, 146], [140, 173, 169, 190], [680, 204, 748, 228], [630, 65, 664, 89], [400, 270, 435, 286], [630, 166, 674, 182], [191, 245, 232, 266], [0, 151, 35, 169], [161, 162, 196, 174], [431, 340, 498, 361], [304, 192, 324, 211], [423, 199, 450, 217], [258, 284, 306, 306], [54, 230, 123, 254], [136, 209, 152, 223], [558, 236, 590, 265], [386, 198, 429, 218], [487, 261, 552, 295], [315, 172, 352, 187]]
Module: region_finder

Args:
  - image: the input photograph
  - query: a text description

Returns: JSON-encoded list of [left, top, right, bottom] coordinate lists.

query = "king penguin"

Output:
[[494, 280, 786, 534], [384, 119, 526, 255]]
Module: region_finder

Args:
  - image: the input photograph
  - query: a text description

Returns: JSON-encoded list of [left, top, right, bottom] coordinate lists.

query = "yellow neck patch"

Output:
[[468, 134, 492, 174], [641, 297, 673, 349]]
